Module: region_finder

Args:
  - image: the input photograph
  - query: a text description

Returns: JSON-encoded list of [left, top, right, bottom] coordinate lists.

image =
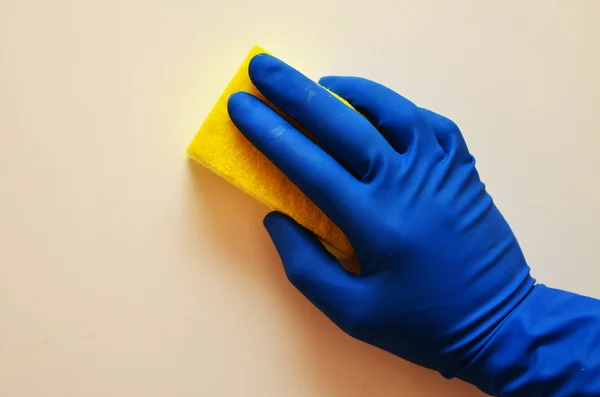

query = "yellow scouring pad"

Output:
[[187, 45, 354, 257]]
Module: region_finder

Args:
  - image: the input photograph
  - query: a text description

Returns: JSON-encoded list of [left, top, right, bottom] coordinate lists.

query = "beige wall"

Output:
[[1, 1, 599, 396]]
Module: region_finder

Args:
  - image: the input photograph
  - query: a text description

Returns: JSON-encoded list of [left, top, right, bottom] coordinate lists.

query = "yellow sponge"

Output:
[[187, 45, 354, 257]]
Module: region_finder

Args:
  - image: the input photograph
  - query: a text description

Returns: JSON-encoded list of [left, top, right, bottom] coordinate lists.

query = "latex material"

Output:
[[227, 53, 600, 396], [458, 285, 600, 396]]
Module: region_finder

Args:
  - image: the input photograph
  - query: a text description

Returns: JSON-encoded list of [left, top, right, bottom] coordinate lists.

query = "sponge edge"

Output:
[[187, 45, 354, 257]]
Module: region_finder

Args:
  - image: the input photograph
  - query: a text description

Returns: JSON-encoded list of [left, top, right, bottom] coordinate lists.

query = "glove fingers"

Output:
[[318, 76, 441, 157], [263, 211, 367, 328], [419, 108, 472, 164], [228, 92, 362, 229], [248, 54, 396, 181]]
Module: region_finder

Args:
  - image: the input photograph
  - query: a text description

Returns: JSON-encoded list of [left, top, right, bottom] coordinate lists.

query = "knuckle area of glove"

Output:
[[434, 116, 460, 134], [357, 149, 385, 182]]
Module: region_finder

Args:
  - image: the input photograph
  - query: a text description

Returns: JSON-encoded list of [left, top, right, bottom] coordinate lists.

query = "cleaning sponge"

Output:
[[187, 45, 354, 257]]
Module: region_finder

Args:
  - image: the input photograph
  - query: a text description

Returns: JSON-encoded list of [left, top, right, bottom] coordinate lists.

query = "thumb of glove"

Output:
[[263, 212, 368, 333]]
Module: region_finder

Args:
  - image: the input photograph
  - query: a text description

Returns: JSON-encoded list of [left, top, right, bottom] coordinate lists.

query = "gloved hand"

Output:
[[228, 52, 534, 374], [227, 53, 600, 397]]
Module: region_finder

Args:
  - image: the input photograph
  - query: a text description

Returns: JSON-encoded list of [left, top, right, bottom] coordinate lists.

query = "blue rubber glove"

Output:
[[227, 53, 600, 396]]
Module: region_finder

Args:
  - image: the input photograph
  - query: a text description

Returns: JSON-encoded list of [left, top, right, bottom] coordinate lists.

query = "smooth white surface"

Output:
[[1, 1, 599, 396]]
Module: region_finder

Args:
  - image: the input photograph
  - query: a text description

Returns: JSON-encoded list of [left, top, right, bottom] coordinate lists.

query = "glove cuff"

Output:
[[455, 284, 600, 397]]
